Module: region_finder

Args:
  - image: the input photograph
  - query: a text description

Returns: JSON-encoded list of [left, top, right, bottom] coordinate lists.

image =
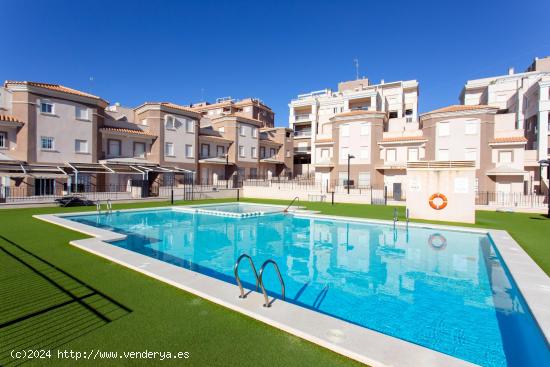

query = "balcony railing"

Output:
[[294, 147, 311, 153], [294, 130, 311, 137], [295, 114, 312, 122]]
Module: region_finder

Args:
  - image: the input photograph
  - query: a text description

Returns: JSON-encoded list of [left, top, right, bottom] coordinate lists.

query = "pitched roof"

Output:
[[135, 102, 200, 116], [0, 114, 24, 125], [423, 104, 498, 115], [489, 136, 528, 143], [380, 136, 427, 143], [4, 80, 107, 103], [99, 126, 157, 137], [334, 110, 385, 117]]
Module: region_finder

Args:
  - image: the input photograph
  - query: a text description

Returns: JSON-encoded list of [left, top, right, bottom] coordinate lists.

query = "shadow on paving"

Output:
[[0, 236, 131, 366]]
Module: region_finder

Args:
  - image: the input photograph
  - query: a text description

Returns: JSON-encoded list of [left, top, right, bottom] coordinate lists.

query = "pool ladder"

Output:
[[96, 199, 113, 214], [234, 254, 285, 307]]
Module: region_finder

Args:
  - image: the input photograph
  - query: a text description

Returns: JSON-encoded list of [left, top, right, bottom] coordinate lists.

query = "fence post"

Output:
[[331, 191, 334, 205], [237, 188, 240, 201], [384, 186, 388, 206]]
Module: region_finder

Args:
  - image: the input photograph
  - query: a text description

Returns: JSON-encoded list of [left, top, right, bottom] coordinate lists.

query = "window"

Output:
[[250, 168, 257, 179], [464, 148, 477, 161], [41, 136, 54, 150], [239, 145, 245, 157], [218, 126, 225, 133], [244, 106, 252, 113], [360, 147, 369, 159], [165, 142, 174, 156], [260, 146, 266, 158], [407, 148, 419, 161], [239, 125, 246, 137], [201, 144, 210, 158], [386, 148, 396, 162], [252, 127, 258, 138], [405, 109, 413, 116], [185, 119, 194, 133], [360, 123, 369, 136], [141, 119, 148, 126], [389, 111, 398, 119], [165, 115, 175, 129], [340, 147, 349, 162], [358, 172, 371, 187], [438, 122, 450, 136], [465, 120, 477, 135], [108, 139, 121, 156], [75, 106, 89, 120], [286, 150, 290, 158], [270, 148, 276, 157], [320, 148, 329, 160], [0, 132, 6, 148], [437, 149, 449, 161], [185, 144, 194, 158], [133, 142, 146, 158], [216, 145, 225, 157], [498, 150, 513, 164], [75, 139, 88, 153], [340, 124, 349, 137], [251, 147, 257, 158], [40, 101, 53, 114]]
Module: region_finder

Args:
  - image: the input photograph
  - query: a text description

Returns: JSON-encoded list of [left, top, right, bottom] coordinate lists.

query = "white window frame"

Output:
[[0, 131, 7, 148], [41, 136, 55, 150], [360, 123, 369, 136], [251, 146, 257, 158], [239, 145, 245, 158], [407, 147, 419, 161], [133, 142, 146, 158], [40, 101, 54, 114], [252, 127, 258, 138], [340, 124, 350, 137], [165, 115, 175, 129], [141, 119, 148, 126], [239, 125, 246, 137], [185, 119, 194, 133], [218, 126, 225, 133], [75, 139, 88, 153], [386, 148, 397, 162], [75, 106, 89, 120], [438, 122, 450, 137], [465, 120, 477, 135], [216, 145, 225, 157], [165, 142, 174, 157], [498, 150, 513, 164], [185, 144, 194, 158]]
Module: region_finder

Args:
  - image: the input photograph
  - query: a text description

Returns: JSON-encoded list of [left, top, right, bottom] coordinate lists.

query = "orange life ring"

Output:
[[428, 193, 448, 210], [428, 233, 447, 250]]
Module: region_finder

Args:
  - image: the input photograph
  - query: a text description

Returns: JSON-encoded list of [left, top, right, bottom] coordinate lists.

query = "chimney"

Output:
[[508, 67, 515, 75], [380, 79, 385, 85]]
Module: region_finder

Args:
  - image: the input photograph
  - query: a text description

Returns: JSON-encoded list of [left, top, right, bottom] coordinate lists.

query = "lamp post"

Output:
[[538, 159, 550, 218], [225, 153, 229, 189], [347, 154, 355, 194]]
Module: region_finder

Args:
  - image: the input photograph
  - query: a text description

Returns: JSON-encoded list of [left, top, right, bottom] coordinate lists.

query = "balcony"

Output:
[[294, 130, 311, 138], [294, 147, 311, 155], [294, 114, 312, 122]]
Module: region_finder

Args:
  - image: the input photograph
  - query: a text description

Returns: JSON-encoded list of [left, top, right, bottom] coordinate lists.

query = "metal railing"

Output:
[[258, 259, 285, 307], [233, 254, 260, 299]]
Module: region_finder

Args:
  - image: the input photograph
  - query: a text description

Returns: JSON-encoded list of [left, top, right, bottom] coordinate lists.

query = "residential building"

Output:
[[459, 56, 550, 193], [288, 77, 420, 193], [0, 80, 290, 197], [192, 97, 275, 128]]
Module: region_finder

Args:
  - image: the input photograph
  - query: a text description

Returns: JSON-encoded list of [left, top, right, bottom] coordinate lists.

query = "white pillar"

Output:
[[311, 102, 318, 165]]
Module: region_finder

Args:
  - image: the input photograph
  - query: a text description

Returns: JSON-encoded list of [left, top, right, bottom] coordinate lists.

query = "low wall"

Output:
[[193, 189, 238, 200], [241, 186, 374, 204]]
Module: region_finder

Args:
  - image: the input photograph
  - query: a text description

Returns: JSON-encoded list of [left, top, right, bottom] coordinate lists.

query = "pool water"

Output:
[[189, 203, 284, 217], [68, 208, 550, 367]]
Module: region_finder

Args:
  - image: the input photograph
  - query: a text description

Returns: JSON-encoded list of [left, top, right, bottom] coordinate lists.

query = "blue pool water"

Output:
[[67, 208, 550, 367]]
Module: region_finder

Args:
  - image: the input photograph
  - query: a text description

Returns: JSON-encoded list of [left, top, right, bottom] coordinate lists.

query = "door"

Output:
[[393, 182, 402, 201], [213, 172, 218, 185], [34, 178, 55, 196]]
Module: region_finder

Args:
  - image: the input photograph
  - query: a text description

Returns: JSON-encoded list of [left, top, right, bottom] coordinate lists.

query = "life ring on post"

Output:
[[428, 233, 447, 250], [428, 193, 448, 210]]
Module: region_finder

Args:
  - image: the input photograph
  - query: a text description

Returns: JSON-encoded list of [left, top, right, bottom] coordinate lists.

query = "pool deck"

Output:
[[34, 205, 550, 367]]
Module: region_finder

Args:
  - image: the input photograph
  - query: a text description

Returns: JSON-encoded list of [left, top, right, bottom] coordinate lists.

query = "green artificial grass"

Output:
[[0, 198, 548, 366]]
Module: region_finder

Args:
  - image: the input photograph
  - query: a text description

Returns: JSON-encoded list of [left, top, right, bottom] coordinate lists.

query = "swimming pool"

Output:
[[63, 207, 549, 367], [187, 202, 286, 217]]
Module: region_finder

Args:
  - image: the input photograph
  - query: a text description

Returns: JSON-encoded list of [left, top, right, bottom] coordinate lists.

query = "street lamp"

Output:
[[225, 153, 229, 189], [347, 154, 355, 194], [538, 159, 550, 218]]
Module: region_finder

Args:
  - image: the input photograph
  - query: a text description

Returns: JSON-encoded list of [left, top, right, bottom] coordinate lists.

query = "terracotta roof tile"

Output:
[[99, 126, 157, 137], [380, 136, 427, 142], [489, 136, 527, 143], [0, 114, 24, 124], [423, 104, 498, 115], [4, 80, 106, 102], [135, 102, 200, 116]]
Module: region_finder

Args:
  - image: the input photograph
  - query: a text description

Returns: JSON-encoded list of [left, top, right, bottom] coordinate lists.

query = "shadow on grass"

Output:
[[0, 236, 131, 366]]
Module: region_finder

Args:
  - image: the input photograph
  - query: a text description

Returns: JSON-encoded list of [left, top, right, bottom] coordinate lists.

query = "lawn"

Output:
[[1, 198, 548, 366]]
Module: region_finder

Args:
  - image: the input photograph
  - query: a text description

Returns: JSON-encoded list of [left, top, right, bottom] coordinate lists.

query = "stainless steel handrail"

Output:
[[233, 254, 260, 299], [283, 196, 299, 213], [96, 200, 101, 213], [107, 199, 112, 213], [259, 259, 285, 307]]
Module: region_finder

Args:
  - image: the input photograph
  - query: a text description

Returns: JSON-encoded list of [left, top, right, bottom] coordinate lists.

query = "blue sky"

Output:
[[2, 0, 550, 126]]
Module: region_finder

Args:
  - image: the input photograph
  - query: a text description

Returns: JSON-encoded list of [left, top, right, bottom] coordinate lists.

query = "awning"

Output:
[[260, 158, 285, 164], [0, 161, 68, 178], [198, 157, 234, 165], [486, 166, 527, 176]]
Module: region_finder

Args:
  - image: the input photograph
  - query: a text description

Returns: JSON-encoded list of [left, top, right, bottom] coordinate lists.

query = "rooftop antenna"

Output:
[[353, 58, 359, 80]]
